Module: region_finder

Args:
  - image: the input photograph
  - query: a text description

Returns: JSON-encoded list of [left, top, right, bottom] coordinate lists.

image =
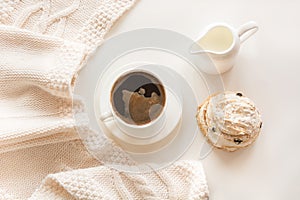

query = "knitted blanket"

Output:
[[0, 0, 209, 199]]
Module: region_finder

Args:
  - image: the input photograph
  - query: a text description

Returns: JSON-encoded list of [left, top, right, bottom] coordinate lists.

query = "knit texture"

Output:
[[0, 0, 209, 199], [30, 160, 209, 200]]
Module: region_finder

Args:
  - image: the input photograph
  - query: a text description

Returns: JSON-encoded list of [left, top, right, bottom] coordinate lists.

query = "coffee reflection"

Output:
[[111, 71, 166, 125]]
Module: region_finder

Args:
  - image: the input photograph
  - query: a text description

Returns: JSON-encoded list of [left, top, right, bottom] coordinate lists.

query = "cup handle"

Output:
[[237, 21, 258, 43], [99, 111, 113, 122]]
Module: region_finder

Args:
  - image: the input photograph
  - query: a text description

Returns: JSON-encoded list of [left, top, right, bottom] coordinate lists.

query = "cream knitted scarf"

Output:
[[0, 0, 209, 199]]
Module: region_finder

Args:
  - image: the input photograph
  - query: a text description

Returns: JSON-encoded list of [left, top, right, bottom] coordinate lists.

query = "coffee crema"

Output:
[[111, 71, 166, 125]]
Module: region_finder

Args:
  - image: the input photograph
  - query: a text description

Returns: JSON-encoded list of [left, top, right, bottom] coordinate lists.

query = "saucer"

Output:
[[73, 28, 224, 169], [93, 62, 199, 163]]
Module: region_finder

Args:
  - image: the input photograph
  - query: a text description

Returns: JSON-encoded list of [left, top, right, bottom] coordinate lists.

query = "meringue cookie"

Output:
[[196, 91, 262, 151]]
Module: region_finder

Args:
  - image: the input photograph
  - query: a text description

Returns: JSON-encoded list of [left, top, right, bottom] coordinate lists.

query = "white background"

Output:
[[105, 0, 300, 199]]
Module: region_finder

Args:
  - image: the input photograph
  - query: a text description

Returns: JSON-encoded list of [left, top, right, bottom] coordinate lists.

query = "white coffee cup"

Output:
[[99, 69, 167, 139], [190, 21, 258, 74]]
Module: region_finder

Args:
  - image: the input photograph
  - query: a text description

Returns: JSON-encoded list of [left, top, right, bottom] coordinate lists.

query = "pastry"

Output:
[[196, 91, 262, 152]]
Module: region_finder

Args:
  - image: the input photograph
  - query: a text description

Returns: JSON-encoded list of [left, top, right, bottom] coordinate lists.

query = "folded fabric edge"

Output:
[[29, 160, 209, 200]]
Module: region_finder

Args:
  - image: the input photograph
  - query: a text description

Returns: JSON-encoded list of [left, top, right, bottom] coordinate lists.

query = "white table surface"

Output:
[[104, 0, 300, 199]]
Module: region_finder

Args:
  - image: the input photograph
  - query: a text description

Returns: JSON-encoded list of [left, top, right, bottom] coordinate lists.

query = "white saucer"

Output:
[[73, 28, 224, 169]]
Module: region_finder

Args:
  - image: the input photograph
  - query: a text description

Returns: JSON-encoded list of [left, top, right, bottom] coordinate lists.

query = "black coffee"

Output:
[[111, 71, 166, 125]]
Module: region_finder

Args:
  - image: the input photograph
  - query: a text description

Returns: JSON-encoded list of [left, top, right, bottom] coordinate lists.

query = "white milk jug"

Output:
[[191, 21, 258, 74]]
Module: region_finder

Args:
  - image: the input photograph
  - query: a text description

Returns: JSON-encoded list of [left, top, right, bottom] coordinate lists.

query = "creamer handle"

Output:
[[238, 21, 258, 43]]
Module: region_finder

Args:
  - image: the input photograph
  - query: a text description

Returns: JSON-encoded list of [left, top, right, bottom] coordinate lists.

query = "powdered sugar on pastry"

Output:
[[196, 91, 262, 152]]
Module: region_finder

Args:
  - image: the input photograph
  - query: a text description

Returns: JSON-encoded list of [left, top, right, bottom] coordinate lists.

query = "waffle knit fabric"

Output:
[[0, 0, 209, 199]]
